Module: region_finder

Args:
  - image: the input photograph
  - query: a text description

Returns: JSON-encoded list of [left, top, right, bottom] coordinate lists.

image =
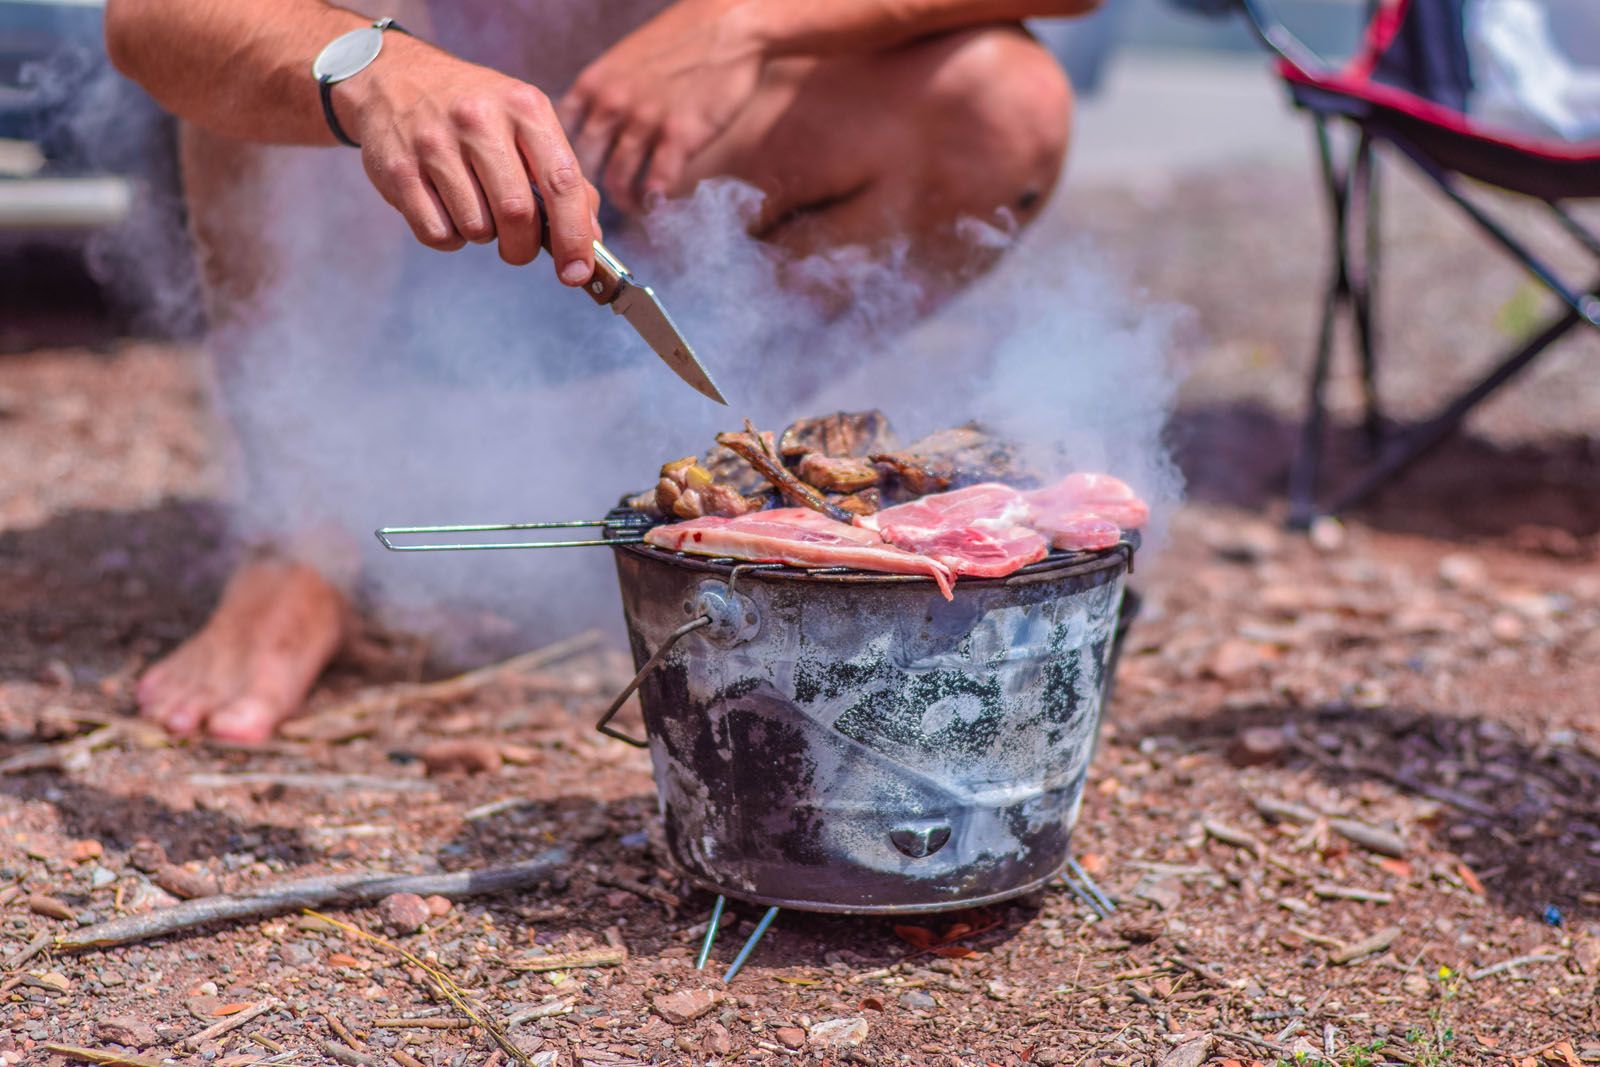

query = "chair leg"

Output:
[[1329, 301, 1587, 514], [1350, 133, 1383, 449], [1288, 117, 1354, 530]]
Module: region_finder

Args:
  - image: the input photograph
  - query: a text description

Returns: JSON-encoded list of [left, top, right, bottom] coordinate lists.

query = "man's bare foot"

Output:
[[137, 558, 346, 742]]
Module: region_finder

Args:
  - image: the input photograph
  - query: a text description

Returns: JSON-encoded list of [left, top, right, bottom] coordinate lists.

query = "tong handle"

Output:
[[375, 518, 644, 552], [531, 186, 628, 305]]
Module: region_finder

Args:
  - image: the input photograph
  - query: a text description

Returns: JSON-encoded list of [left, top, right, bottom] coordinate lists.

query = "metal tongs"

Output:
[[376, 510, 654, 552], [532, 187, 726, 405]]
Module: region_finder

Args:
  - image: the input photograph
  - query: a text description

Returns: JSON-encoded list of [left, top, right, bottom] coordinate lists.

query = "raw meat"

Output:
[[644, 508, 955, 599], [861, 483, 1047, 578], [1024, 473, 1148, 552]]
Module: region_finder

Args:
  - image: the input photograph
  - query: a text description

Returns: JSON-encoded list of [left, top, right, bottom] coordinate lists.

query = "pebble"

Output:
[[282, 941, 316, 966], [1156, 1035, 1214, 1067], [1226, 725, 1286, 767], [197, 980, 218, 996], [26, 894, 76, 921], [89, 866, 117, 888], [68, 839, 104, 862], [807, 1018, 868, 1048], [377, 893, 431, 935], [653, 988, 724, 1025], [1308, 515, 1345, 552], [773, 1026, 806, 1049], [1489, 612, 1526, 643], [420, 740, 503, 777], [899, 990, 937, 1011], [423, 894, 453, 918], [128, 839, 168, 873], [702, 1023, 733, 1055], [154, 864, 221, 900], [1438, 552, 1488, 589], [95, 1015, 159, 1048]]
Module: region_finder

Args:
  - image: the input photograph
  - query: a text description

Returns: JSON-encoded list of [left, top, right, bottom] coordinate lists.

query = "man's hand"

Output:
[[558, 1, 764, 214], [340, 38, 602, 280]]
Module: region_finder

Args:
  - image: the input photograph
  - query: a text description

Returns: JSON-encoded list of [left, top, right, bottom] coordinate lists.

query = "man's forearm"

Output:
[[104, 0, 400, 144], [723, 0, 1101, 58]]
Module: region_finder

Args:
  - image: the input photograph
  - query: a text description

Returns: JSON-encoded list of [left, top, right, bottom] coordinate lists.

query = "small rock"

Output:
[[36, 972, 71, 993], [26, 894, 76, 921], [127, 839, 168, 873], [498, 743, 542, 766], [89, 866, 117, 888], [807, 1018, 868, 1048], [653, 988, 723, 1025], [68, 839, 104, 862], [1308, 515, 1345, 552], [1156, 1035, 1213, 1067], [95, 1015, 159, 1048], [1489, 612, 1526, 643], [1204, 639, 1275, 682], [1574, 937, 1600, 976], [377, 892, 431, 934], [123, 880, 180, 915], [196, 980, 219, 996], [1134, 876, 1182, 912], [423, 894, 453, 918], [899, 990, 937, 1011], [702, 1023, 733, 1055], [1402, 973, 1430, 997], [1438, 552, 1487, 589], [773, 1027, 806, 1049], [1226, 725, 1286, 767], [282, 941, 317, 967], [155, 864, 220, 900], [420, 740, 503, 777], [1034, 1052, 1065, 1067]]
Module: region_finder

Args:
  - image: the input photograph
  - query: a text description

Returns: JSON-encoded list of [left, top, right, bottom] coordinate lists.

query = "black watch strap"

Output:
[[317, 18, 409, 149]]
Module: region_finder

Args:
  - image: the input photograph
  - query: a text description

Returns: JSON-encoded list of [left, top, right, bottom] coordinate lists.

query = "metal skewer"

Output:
[[722, 906, 780, 983], [695, 895, 727, 970], [375, 518, 647, 552], [1061, 856, 1116, 919]]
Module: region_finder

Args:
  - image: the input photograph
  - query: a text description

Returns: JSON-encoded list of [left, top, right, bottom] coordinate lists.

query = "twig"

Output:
[[284, 630, 603, 740], [1203, 821, 1261, 856], [1312, 883, 1395, 904], [0, 725, 124, 774], [181, 999, 280, 1050], [464, 797, 535, 822], [41, 1045, 162, 1067], [1215, 1030, 1288, 1055], [1328, 818, 1407, 858], [327, 1015, 365, 1050], [56, 850, 568, 951], [1329, 925, 1401, 965], [4, 930, 52, 969], [392, 1052, 426, 1067], [504, 946, 627, 973], [373, 1018, 472, 1029], [1253, 797, 1318, 824], [306, 910, 534, 1067], [187, 773, 437, 794], [505, 1000, 574, 1026], [594, 873, 680, 913], [322, 1040, 380, 1067], [1466, 953, 1563, 981]]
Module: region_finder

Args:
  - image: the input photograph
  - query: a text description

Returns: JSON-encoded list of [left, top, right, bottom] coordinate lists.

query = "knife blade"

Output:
[[531, 188, 727, 405]]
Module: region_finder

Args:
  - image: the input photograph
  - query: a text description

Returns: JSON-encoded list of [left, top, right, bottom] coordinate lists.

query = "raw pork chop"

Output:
[[861, 483, 1048, 578], [1024, 473, 1148, 552], [645, 508, 954, 599]]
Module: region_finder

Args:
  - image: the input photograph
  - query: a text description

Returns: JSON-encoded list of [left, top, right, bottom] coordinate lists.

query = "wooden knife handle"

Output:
[[532, 185, 627, 305]]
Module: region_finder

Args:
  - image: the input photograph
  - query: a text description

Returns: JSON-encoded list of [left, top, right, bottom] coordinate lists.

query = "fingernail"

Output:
[[560, 260, 591, 285]]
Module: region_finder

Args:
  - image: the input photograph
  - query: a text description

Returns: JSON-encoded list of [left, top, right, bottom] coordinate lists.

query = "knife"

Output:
[[531, 187, 726, 405]]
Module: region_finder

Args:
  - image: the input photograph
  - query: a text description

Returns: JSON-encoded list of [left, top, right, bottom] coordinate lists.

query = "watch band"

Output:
[[314, 17, 410, 149]]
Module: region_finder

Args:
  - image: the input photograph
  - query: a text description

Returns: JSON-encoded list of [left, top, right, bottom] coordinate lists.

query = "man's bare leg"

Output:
[[137, 120, 405, 743], [682, 24, 1074, 304]]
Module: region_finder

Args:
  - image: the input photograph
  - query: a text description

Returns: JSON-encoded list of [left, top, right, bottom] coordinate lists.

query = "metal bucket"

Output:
[[608, 538, 1132, 914]]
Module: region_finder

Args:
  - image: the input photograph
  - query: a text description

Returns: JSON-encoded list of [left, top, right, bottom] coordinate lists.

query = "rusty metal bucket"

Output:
[[606, 534, 1133, 914]]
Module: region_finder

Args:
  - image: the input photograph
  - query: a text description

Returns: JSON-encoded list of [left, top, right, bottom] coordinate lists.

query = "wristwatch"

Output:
[[311, 16, 410, 148]]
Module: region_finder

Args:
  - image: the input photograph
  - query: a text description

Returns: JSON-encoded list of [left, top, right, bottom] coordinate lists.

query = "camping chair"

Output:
[[1234, 0, 1600, 527]]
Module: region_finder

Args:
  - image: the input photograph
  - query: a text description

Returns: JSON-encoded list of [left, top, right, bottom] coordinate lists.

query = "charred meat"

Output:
[[778, 410, 897, 460], [870, 423, 1025, 497], [796, 452, 881, 494], [717, 421, 855, 524], [634, 456, 763, 520]]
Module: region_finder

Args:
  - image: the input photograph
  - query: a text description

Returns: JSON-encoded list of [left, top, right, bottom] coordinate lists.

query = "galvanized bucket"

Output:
[[606, 538, 1132, 914]]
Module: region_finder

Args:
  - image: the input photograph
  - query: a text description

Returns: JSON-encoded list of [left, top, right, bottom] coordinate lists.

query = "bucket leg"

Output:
[[721, 906, 780, 983], [1062, 856, 1115, 918], [695, 895, 727, 971]]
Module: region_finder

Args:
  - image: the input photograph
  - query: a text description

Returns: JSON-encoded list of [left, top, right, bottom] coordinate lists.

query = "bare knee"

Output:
[[920, 27, 1074, 228]]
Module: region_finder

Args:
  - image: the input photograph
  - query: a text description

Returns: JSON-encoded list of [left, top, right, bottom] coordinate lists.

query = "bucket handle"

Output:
[[595, 614, 711, 747]]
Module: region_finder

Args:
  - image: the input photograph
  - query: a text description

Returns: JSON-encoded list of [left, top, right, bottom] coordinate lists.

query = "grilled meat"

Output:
[[828, 488, 882, 517], [717, 421, 855, 524], [778, 410, 897, 459], [645, 507, 954, 599], [636, 455, 762, 520], [870, 423, 1024, 497], [797, 452, 880, 493]]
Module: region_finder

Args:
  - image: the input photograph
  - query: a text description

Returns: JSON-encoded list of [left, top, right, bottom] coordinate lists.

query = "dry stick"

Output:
[[373, 1018, 473, 1030], [181, 999, 280, 1051], [187, 772, 438, 794], [1329, 925, 1401, 965], [327, 1014, 366, 1050], [0, 724, 124, 774], [1328, 818, 1407, 858], [504, 946, 628, 973], [56, 850, 568, 951], [41, 1045, 163, 1067], [4, 930, 52, 970], [306, 910, 533, 1067], [392, 1052, 427, 1067], [322, 1040, 380, 1067], [284, 630, 604, 739], [1466, 952, 1564, 981]]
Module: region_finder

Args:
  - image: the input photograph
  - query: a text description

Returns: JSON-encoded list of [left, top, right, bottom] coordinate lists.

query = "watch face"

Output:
[[313, 25, 385, 82]]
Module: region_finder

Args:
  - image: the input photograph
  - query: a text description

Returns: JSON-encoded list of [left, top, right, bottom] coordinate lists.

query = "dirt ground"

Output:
[[3, 161, 1600, 1067]]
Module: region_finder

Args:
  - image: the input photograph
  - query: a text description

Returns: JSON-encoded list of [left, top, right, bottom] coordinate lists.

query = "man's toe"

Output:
[[207, 696, 283, 744]]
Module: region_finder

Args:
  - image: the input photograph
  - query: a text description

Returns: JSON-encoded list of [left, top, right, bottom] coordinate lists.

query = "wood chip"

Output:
[[505, 1000, 575, 1026], [180, 999, 279, 1051], [42, 1045, 163, 1067], [322, 1039, 381, 1067], [327, 1015, 366, 1049], [1329, 925, 1401, 965], [505, 946, 627, 972], [1328, 818, 1407, 858], [373, 1018, 473, 1030], [1203, 821, 1261, 855], [393, 1052, 426, 1067], [1312, 883, 1395, 904], [1466, 953, 1564, 981], [26, 894, 77, 921]]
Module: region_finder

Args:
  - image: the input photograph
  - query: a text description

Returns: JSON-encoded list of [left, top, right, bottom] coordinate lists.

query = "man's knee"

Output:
[[922, 27, 1074, 224]]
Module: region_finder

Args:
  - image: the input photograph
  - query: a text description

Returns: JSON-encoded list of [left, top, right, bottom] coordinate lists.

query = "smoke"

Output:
[[40, 17, 1186, 658]]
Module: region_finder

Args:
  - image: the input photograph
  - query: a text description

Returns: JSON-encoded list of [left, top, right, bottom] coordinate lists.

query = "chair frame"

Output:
[[1237, 0, 1600, 527]]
